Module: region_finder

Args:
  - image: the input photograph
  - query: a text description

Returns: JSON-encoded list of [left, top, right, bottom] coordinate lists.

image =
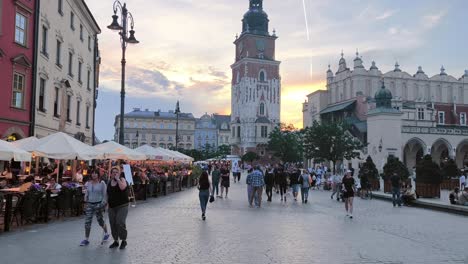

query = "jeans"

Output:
[[108, 204, 128, 241], [212, 181, 219, 196], [279, 184, 287, 197], [249, 186, 263, 206], [392, 187, 401, 206], [301, 187, 309, 201], [199, 190, 209, 214], [247, 185, 259, 206]]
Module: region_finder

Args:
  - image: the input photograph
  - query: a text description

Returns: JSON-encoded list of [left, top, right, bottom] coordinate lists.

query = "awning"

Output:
[[320, 100, 356, 115]]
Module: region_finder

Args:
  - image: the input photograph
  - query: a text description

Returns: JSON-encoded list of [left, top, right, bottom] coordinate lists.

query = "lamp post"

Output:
[[175, 101, 181, 150], [107, 1, 139, 144]]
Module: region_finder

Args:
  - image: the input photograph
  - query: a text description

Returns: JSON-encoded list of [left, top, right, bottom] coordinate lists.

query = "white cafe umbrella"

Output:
[[31, 132, 102, 160], [156, 148, 185, 161], [12, 136, 39, 152], [0, 140, 32, 161], [135, 145, 173, 161], [94, 141, 146, 161]]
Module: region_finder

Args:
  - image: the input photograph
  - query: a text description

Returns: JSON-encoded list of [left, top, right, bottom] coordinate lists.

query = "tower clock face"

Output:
[[256, 39, 265, 52]]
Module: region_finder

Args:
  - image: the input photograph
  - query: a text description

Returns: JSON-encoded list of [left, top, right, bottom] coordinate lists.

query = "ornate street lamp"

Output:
[[175, 101, 180, 150], [107, 1, 139, 144]]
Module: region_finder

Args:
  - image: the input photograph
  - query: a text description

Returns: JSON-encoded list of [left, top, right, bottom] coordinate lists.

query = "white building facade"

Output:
[[230, 0, 281, 156], [303, 51, 468, 171], [114, 108, 196, 150], [34, 0, 100, 144]]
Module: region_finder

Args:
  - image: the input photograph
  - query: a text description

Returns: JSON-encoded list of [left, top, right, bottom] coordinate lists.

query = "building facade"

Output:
[[114, 108, 196, 150], [213, 114, 231, 148], [194, 113, 231, 151], [33, 0, 100, 145], [230, 0, 281, 156], [195, 113, 217, 151], [303, 52, 468, 171], [0, 0, 36, 141]]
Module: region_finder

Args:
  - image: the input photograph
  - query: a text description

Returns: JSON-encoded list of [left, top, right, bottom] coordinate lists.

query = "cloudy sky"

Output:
[[88, 0, 468, 140]]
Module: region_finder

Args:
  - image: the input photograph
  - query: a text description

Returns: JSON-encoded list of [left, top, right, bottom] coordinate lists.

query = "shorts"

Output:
[[292, 184, 300, 193], [343, 191, 354, 199]]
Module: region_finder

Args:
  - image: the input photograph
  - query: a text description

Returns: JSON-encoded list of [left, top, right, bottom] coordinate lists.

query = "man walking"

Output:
[[248, 166, 265, 208], [390, 173, 402, 207], [460, 173, 466, 190]]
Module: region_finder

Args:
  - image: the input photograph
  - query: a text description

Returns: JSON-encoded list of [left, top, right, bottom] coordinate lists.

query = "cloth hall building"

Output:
[[303, 52, 468, 172]]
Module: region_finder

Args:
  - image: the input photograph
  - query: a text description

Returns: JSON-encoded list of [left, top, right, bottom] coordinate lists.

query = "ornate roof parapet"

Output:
[[394, 62, 402, 72], [353, 49, 364, 69], [369, 61, 379, 70], [440, 65, 447, 76]]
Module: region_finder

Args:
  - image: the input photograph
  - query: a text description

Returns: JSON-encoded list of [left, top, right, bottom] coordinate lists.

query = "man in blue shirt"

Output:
[[248, 166, 265, 208]]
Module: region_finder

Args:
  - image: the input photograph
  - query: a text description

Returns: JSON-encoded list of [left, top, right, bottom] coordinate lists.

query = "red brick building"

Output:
[[0, 0, 36, 141]]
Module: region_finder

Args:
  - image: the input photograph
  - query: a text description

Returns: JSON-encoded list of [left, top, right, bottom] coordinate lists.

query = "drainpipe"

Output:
[[30, 0, 41, 136], [92, 35, 98, 146]]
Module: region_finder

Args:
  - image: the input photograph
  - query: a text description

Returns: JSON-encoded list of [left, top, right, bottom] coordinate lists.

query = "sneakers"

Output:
[[305, 199, 308, 204], [349, 214, 353, 219], [80, 240, 89, 246], [109, 241, 119, 249], [102, 233, 110, 242], [119, 240, 127, 250], [202, 213, 206, 221]]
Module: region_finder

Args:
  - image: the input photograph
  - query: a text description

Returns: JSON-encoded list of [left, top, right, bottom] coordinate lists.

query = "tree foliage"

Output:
[[383, 156, 409, 181], [359, 156, 379, 180], [416, 154, 442, 184], [303, 120, 365, 172], [242, 151, 259, 164], [267, 124, 304, 163]]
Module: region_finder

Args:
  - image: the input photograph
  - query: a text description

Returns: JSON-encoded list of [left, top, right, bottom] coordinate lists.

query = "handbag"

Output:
[[209, 195, 215, 203]]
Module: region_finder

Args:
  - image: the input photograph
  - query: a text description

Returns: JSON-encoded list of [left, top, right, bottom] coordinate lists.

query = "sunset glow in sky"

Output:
[[88, 0, 468, 140]]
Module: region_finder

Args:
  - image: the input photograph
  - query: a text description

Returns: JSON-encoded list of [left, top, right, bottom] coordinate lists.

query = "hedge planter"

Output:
[[416, 182, 440, 198], [440, 178, 459, 190]]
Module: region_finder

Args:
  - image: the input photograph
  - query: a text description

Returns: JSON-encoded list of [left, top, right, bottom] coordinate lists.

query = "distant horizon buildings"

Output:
[[114, 108, 231, 151]]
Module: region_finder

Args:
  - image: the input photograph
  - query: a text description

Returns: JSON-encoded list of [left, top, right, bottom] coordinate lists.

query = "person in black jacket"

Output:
[[289, 168, 301, 202], [264, 167, 275, 202]]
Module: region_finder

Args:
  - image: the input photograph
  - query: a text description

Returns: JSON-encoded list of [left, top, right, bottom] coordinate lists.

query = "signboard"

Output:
[[123, 164, 133, 185]]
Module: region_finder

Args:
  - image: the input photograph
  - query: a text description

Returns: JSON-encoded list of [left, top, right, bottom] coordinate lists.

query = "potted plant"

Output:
[[416, 154, 442, 198], [359, 156, 380, 191], [440, 158, 460, 190], [382, 156, 409, 193]]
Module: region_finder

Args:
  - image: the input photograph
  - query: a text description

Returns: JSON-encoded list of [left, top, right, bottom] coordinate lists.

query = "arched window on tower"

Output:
[[260, 102, 265, 116], [259, 70, 266, 82]]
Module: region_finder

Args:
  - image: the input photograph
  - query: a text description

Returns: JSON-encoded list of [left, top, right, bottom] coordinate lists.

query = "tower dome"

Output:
[[242, 0, 269, 36], [375, 81, 393, 108]]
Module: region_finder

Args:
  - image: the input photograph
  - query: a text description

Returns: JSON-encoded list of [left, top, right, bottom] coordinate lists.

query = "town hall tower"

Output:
[[230, 0, 281, 156]]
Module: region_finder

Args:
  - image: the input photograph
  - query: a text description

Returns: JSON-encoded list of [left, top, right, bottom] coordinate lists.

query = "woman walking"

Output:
[[264, 167, 275, 202], [107, 167, 129, 249], [342, 170, 356, 219], [300, 169, 312, 204], [198, 171, 212, 220], [80, 170, 109, 246]]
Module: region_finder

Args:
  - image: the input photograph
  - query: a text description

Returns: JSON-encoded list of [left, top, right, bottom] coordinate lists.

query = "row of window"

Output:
[[126, 143, 193, 150], [58, 0, 93, 49], [37, 77, 90, 128], [40, 27, 93, 90], [231, 126, 269, 138], [436, 111, 467, 126], [124, 134, 192, 142], [124, 122, 193, 130]]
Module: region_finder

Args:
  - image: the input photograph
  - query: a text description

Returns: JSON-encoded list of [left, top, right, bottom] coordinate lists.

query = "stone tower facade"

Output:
[[230, 0, 281, 156]]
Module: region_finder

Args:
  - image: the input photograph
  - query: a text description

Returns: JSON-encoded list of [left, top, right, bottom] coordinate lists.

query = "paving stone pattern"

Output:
[[0, 176, 466, 264]]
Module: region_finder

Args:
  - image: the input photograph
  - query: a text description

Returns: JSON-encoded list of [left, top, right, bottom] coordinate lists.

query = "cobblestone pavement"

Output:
[[0, 180, 467, 264]]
